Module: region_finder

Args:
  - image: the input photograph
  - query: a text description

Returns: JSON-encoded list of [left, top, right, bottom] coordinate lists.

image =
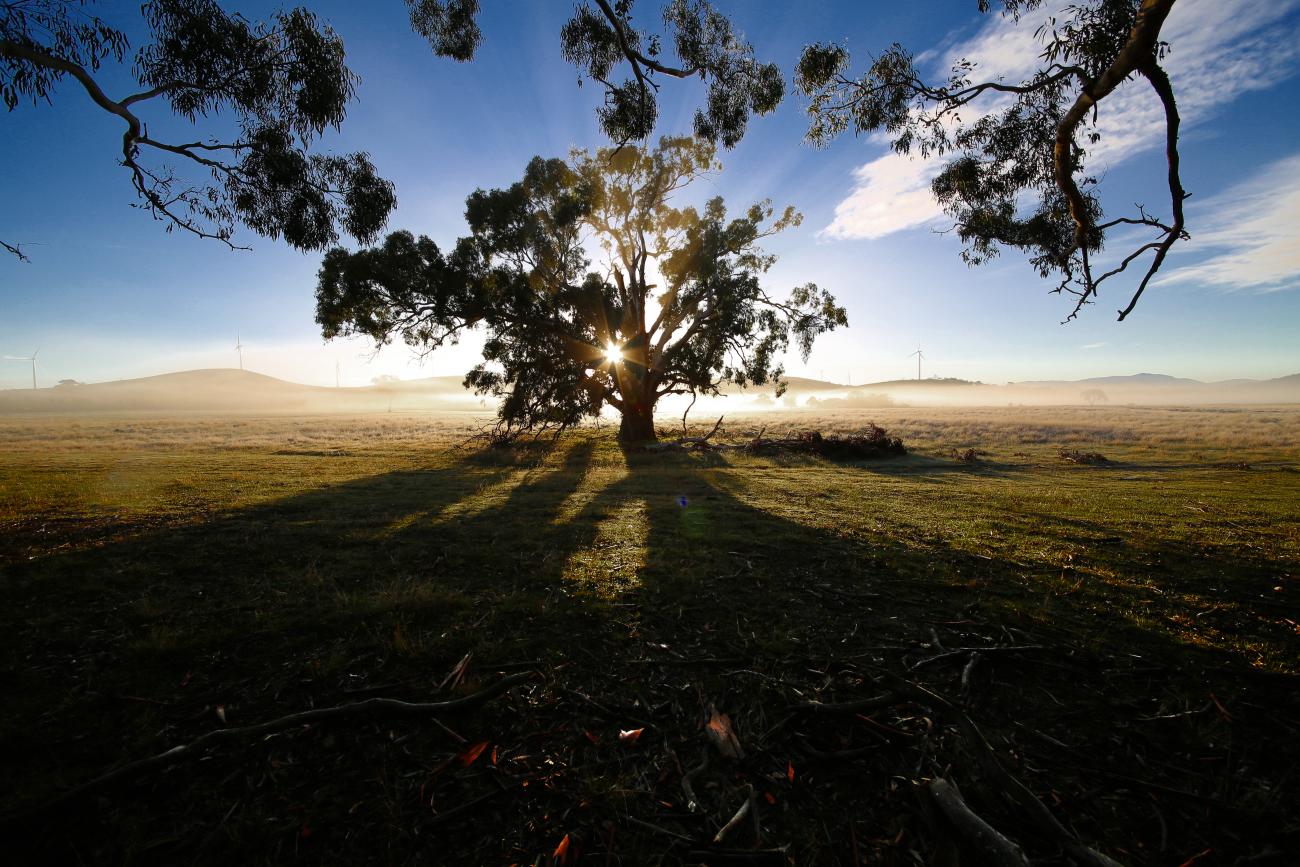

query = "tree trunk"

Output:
[[618, 404, 657, 442]]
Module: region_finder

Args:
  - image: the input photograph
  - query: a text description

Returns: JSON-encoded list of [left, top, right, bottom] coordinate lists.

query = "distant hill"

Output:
[[2, 368, 1296, 414], [1079, 373, 1203, 386], [858, 377, 980, 388], [0, 369, 485, 414], [735, 376, 979, 394], [1001, 372, 1300, 405], [1013, 372, 1203, 387]]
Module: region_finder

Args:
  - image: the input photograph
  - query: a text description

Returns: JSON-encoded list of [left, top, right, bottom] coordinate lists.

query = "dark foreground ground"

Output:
[[0, 408, 1297, 865]]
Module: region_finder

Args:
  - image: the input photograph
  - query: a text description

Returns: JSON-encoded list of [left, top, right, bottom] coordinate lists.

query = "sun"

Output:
[[604, 341, 622, 364]]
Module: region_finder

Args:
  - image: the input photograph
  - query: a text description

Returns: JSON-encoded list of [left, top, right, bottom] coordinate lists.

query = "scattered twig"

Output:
[[1, 672, 536, 829], [911, 645, 1050, 671], [682, 748, 710, 813], [960, 652, 982, 698], [794, 693, 899, 714], [426, 788, 505, 827], [683, 848, 788, 866]]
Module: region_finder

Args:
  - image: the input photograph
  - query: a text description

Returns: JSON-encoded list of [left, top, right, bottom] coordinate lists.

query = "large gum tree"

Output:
[[315, 136, 845, 442]]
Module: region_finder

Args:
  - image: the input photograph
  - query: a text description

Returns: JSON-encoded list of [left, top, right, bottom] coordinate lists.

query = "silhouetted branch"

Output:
[[1, 239, 29, 262]]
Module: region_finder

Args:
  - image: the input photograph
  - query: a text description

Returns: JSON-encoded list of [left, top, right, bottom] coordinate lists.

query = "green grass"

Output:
[[0, 408, 1297, 864]]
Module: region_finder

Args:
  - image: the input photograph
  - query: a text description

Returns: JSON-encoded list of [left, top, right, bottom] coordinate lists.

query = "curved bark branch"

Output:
[[0, 38, 248, 248], [1115, 59, 1185, 321], [1052, 0, 1179, 320], [1, 239, 30, 262]]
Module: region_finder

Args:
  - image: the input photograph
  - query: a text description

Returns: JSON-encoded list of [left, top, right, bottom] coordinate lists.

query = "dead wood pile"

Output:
[[648, 418, 908, 460]]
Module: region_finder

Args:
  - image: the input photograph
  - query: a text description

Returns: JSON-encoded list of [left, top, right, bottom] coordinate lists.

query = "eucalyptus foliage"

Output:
[[316, 137, 845, 441], [1, 0, 395, 257], [417, 0, 1190, 320]]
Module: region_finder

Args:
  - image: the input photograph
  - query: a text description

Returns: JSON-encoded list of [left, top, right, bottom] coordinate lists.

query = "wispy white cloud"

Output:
[[1081, 342, 1106, 350], [820, 151, 949, 239], [1157, 152, 1300, 293], [821, 0, 1300, 241]]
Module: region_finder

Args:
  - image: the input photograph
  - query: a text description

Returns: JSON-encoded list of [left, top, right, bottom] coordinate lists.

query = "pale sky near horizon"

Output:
[[1, 0, 1298, 390]]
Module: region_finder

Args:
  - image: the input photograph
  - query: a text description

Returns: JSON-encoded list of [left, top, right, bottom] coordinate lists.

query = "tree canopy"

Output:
[[315, 136, 845, 442], [407, 0, 784, 149], [6, 1, 1196, 321], [795, 0, 1187, 321], [424, 0, 1190, 321], [0, 0, 396, 259]]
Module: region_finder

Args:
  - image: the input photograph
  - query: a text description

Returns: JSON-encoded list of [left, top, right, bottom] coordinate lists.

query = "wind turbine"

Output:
[[908, 346, 924, 381], [234, 333, 244, 371], [3, 349, 38, 389]]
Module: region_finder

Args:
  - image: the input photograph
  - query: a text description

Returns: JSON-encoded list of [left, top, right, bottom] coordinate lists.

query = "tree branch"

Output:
[[1, 239, 30, 262], [0, 672, 536, 829], [1116, 59, 1185, 321]]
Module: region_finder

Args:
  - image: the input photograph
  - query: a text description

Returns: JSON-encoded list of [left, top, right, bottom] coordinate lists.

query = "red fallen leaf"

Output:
[[787, 760, 795, 783], [491, 745, 499, 766], [1178, 848, 1213, 867], [764, 792, 776, 805], [458, 740, 490, 767], [584, 730, 599, 744], [552, 833, 571, 864], [618, 728, 644, 745]]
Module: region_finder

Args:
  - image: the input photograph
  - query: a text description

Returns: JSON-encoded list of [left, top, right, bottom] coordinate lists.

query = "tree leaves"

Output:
[[793, 0, 1188, 320], [316, 137, 844, 442], [2, 0, 397, 253]]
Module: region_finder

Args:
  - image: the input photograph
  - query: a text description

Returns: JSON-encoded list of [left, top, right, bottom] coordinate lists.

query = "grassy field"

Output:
[[0, 406, 1297, 865]]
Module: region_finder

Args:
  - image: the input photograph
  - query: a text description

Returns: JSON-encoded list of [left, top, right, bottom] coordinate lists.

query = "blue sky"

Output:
[[1, 0, 1298, 389]]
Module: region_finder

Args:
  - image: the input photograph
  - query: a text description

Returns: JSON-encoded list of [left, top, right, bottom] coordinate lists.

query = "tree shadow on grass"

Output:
[[2, 435, 1297, 863]]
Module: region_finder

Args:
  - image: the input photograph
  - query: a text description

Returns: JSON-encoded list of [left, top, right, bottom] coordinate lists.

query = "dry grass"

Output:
[[0, 406, 1297, 864]]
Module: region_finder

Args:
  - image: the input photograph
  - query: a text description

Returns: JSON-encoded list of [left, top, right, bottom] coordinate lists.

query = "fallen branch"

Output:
[[1, 672, 536, 829], [645, 415, 726, 452], [712, 784, 756, 844], [877, 670, 1126, 867], [745, 426, 906, 460], [926, 777, 1030, 867]]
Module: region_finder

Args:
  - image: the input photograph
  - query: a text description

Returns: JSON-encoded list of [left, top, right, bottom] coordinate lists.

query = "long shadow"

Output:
[[2, 437, 1296, 863]]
